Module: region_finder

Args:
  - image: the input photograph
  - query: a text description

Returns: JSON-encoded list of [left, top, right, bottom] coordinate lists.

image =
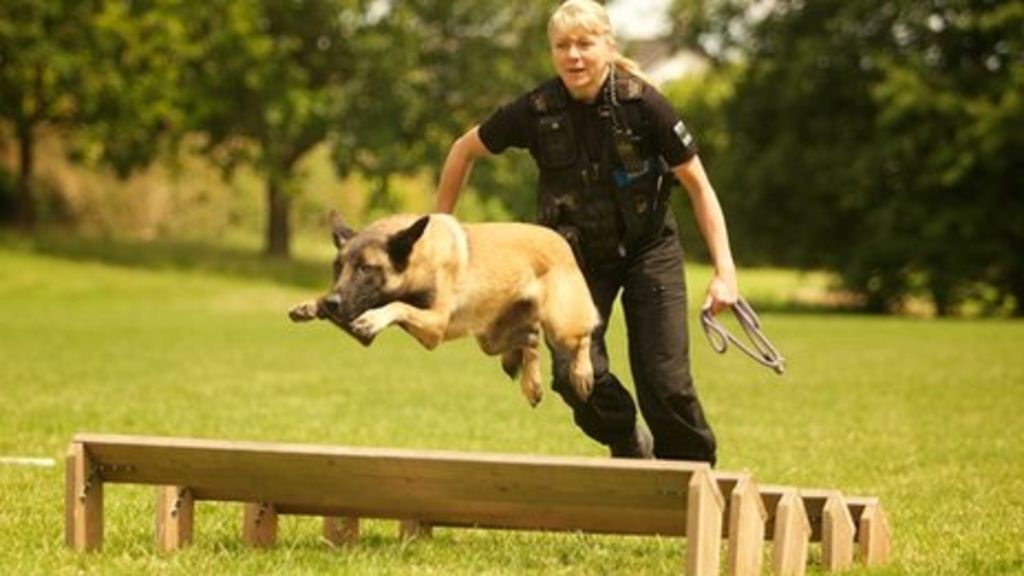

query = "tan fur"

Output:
[[289, 214, 599, 407]]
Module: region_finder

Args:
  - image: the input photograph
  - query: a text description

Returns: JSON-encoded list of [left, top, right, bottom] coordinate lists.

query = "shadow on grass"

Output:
[[6, 232, 332, 291]]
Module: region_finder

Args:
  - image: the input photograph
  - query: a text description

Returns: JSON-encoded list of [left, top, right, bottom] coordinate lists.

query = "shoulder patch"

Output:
[[674, 120, 695, 148]]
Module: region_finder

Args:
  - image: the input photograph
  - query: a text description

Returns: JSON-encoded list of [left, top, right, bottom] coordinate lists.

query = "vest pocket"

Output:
[[537, 114, 577, 168]]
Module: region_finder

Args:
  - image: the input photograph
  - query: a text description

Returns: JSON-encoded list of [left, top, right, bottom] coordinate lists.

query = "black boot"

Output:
[[609, 423, 654, 459]]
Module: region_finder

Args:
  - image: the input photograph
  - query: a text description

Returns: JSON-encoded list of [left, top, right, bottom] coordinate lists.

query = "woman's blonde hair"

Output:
[[547, 0, 652, 84]]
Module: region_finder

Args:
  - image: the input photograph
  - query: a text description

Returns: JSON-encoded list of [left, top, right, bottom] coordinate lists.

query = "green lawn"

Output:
[[0, 238, 1022, 575]]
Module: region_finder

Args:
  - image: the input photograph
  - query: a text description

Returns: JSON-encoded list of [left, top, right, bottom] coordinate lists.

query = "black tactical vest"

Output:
[[530, 71, 673, 267]]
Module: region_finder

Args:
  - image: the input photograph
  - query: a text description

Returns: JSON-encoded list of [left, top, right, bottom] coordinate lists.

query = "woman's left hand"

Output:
[[704, 269, 738, 315]]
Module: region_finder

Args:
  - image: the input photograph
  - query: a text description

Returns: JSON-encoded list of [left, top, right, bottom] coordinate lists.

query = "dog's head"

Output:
[[319, 211, 431, 344]]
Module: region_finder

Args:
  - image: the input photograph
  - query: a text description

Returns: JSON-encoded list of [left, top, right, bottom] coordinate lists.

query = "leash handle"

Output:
[[700, 297, 786, 375]]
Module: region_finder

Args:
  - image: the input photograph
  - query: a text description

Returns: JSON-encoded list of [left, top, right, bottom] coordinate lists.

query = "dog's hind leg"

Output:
[[566, 333, 594, 401], [519, 344, 543, 407], [540, 272, 597, 401], [484, 324, 539, 381]]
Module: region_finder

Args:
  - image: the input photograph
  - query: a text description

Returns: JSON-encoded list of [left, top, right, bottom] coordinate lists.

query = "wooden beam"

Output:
[[65, 443, 103, 552], [772, 490, 810, 576], [323, 517, 359, 547], [66, 432, 890, 574], [242, 503, 278, 548], [725, 475, 767, 576], [72, 433, 705, 537], [156, 486, 194, 552], [854, 498, 891, 566], [685, 467, 724, 576], [821, 491, 855, 571], [399, 520, 433, 541]]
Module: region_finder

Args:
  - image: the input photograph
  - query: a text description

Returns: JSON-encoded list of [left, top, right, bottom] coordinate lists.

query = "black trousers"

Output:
[[552, 223, 717, 464]]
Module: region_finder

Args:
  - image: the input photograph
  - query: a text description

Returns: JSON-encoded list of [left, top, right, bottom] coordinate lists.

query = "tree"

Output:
[[72, 0, 188, 178], [173, 0, 361, 257], [0, 0, 186, 225], [671, 0, 1024, 315], [175, 1, 552, 257], [332, 0, 552, 220], [0, 0, 90, 225]]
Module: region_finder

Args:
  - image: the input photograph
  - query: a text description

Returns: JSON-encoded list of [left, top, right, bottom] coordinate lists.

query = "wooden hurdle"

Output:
[[65, 433, 890, 575], [716, 473, 892, 573]]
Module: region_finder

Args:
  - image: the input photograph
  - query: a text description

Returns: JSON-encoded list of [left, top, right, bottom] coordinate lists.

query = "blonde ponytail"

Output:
[[613, 54, 653, 86]]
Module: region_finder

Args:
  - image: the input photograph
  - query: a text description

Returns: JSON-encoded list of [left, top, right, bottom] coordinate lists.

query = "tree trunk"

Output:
[[1010, 267, 1024, 318], [15, 120, 35, 227], [265, 178, 291, 258]]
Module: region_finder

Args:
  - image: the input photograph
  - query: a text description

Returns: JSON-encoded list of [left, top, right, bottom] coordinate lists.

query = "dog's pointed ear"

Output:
[[329, 210, 357, 249], [387, 215, 430, 272]]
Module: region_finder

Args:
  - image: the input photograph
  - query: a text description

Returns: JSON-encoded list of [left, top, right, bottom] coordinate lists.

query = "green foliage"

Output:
[[0, 0, 82, 126], [332, 1, 552, 220], [1, 1, 554, 250], [671, 0, 1024, 316], [70, 0, 188, 177], [0, 0, 94, 222], [169, 0, 369, 256], [2, 241, 1024, 574], [661, 65, 739, 263], [0, 0, 184, 186]]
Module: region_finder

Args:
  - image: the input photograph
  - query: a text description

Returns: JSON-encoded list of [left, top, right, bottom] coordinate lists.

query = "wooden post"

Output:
[[242, 503, 278, 548], [323, 517, 360, 547], [726, 475, 767, 576], [685, 467, 725, 576], [399, 520, 433, 541], [156, 486, 194, 552], [858, 500, 892, 566], [65, 443, 103, 552], [772, 490, 810, 576], [821, 492, 855, 571]]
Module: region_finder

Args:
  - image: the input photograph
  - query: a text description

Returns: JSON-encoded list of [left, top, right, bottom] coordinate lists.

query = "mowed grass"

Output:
[[1, 238, 1022, 575]]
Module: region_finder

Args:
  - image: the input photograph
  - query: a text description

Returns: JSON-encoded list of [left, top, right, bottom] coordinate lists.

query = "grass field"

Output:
[[1, 236, 1022, 575]]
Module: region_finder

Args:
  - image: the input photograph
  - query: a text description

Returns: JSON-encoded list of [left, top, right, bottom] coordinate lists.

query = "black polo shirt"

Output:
[[478, 75, 699, 170]]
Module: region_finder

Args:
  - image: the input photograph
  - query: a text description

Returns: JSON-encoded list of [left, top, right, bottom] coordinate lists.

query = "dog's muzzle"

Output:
[[322, 293, 344, 315], [318, 293, 376, 347]]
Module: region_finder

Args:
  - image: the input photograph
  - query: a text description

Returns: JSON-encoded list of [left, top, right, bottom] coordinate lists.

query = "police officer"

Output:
[[435, 0, 738, 464]]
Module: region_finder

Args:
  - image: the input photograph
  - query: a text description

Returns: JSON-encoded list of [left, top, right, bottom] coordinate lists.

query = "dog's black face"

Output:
[[320, 215, 431, 331], [325, 236, 390, 324]]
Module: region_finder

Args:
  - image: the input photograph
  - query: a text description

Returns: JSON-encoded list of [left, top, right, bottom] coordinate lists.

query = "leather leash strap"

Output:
[[700, 297, 785, 375]]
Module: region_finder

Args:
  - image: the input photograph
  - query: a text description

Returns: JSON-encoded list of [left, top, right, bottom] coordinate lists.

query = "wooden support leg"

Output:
[[686, 467, 725, 576], [772, 490, 810, 576], [324, 517, 360, 547], [156, 486, 194, 552], [821, 492, 855, 571], [242, 503, 278, 548], [857, 500, 891, 566], [65, 443, 103, 552], [727, 475, 767, 576], [399, 519, 433, 541]]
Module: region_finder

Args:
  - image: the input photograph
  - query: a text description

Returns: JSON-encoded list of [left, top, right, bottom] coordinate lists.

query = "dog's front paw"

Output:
[[522, 382, 543, 408], [351, 307, 395, 339], [288, 301, 320, 322]]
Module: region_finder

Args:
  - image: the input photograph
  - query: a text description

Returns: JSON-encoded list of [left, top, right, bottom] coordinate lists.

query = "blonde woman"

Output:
[[436, 0, 737, 463]]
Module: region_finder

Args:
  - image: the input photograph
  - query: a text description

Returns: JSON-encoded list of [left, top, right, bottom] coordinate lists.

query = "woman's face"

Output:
[[550, 28, 613, 101]]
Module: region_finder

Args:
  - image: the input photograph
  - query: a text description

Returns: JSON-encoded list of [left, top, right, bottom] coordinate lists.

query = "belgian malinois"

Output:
[[288, 212, 598, 407]]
